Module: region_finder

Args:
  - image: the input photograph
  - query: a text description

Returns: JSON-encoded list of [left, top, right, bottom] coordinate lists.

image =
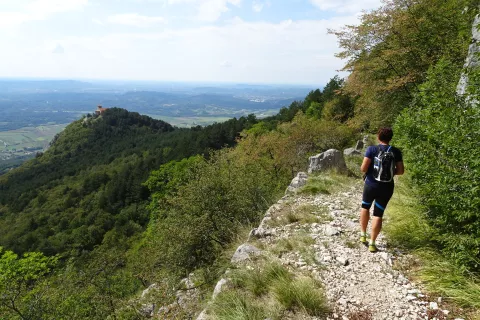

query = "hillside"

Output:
[[0, 108, 256, 255], [0, 1, 479, 319], [189, 168, 459, 319]]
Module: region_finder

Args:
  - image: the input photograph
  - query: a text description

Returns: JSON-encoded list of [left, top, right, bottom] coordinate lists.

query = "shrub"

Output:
[[394, 58, 480, 270]]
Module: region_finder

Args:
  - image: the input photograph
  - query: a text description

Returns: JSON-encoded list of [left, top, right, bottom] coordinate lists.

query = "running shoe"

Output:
[[360, 235, 368, 244]]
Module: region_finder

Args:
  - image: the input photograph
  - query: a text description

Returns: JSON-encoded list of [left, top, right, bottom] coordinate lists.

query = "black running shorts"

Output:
[[361, 183, 394, 218]]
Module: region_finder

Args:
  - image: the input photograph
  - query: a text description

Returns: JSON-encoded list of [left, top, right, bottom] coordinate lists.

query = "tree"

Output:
[[0, 248, 58, 319], [331, 0, 477, 128], [394, 59, 480, 270]]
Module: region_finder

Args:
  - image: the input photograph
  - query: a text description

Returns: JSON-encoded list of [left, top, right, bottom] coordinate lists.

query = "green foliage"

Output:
[[237, 112, 355, 182], [0, 247, 58, 319], [134, 150, 279, 278], [211, 262, 329, 319], [272, 276, 329, 316], [144, 155, 204, 209], [0, 109, 257, 256], [210, 291, 272, 320], [385, 180, 480, 310], [394, 58, 480, 270], [306, 76, 354, 122], [0, 87, 355, 319], [332, 0, 478, 128], [300, 172, 354, 196]]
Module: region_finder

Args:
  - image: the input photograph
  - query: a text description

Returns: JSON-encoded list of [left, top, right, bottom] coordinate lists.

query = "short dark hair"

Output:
[[377, 127, 393, 143]]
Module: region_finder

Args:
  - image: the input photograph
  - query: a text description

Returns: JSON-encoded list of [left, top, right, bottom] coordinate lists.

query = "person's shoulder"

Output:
[[390, 145, 403, 159], [390, 145, 402, 153], [365, 145, 377, 157]]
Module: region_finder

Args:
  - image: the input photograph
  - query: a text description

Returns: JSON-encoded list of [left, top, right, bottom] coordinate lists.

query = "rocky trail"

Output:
[[196, 171, 460, 320], [149, 150, 465, 320], [253, 178, 435, 319]]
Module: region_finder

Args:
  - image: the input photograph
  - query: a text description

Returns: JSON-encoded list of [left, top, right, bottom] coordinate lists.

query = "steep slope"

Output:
[[0, 108, 255, 256], [192, 169, 467, 319]]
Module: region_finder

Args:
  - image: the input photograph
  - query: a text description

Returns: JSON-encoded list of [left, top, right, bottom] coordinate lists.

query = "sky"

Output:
[[0, 0, 382, 85]]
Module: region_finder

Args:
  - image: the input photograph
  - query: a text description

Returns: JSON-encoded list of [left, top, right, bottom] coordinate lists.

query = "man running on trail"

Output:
[[360, 127, 404, 252]]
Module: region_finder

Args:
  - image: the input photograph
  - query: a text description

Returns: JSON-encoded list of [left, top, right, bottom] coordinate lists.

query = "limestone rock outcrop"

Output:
[[308, 149, 347, 173], [285, 171, 308, 194], [457, 13, 480, 99], [230, 244, 262, 264]]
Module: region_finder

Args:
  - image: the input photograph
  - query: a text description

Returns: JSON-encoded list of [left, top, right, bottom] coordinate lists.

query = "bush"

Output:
[[394, 58, 480, 270]]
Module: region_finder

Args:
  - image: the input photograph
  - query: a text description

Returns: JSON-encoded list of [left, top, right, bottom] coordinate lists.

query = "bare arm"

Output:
[[395, 161, 404, 175], [360, 157, 371, 173]]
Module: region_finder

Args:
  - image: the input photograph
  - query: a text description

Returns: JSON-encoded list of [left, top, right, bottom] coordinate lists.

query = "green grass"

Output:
[[383, 180, 436, 249], [268, 203, 331, 228], [270, 233, 315, 256], [272, 276, 329, 316], [345, 154, 364, 177], [231, 262, 292, 297], [416, 250, 480, 310], [299, 171, 354, 196], [210, 261, 329, 319], [285, 204, 330, 225], [384, 178, 480, 313], [210, 291, 272, 320]]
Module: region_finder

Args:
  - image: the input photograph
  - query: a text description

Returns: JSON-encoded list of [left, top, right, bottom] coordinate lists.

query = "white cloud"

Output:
[[14, 15, 356, 84], [26, 0, 88, 17], [0, 0, 88, 27], [220, 60, 232, 67], [52, 44, 65, 54], [252, 1, 263, 13], [0, 12, 30, 27], [107, 13, 167, 27], [310, 0, 381, 13], [165, 0, 242, 22]]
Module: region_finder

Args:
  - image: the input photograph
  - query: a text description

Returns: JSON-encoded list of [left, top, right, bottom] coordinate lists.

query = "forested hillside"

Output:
[[0, 0, 479, 319], [0, 87, 356, 318], [0, 108, 258, 256]]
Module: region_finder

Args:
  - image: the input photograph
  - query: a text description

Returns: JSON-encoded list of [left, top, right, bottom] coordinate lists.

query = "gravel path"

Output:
[[251, 179, 451, 320], [192, 175, 464, 320]]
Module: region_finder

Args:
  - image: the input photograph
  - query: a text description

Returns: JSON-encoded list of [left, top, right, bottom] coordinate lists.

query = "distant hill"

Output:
[[0, 108, 256, 255]]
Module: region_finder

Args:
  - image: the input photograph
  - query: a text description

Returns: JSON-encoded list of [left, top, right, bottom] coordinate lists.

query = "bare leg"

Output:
[[371, 216, 383, 242], [360, 208, 370, 233]]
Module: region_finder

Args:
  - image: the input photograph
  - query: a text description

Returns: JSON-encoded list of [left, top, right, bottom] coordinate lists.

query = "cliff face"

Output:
[[457, 12, 480, 97]]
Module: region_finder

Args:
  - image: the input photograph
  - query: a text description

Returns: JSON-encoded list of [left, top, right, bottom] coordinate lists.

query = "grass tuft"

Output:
[[210, 260, 329, 319], [416, 250, 480, 309], [231, 262, 291, 297], [210, 291, 268, 320], [384, 178, 480, 311], [272, 276, 329, 316]]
